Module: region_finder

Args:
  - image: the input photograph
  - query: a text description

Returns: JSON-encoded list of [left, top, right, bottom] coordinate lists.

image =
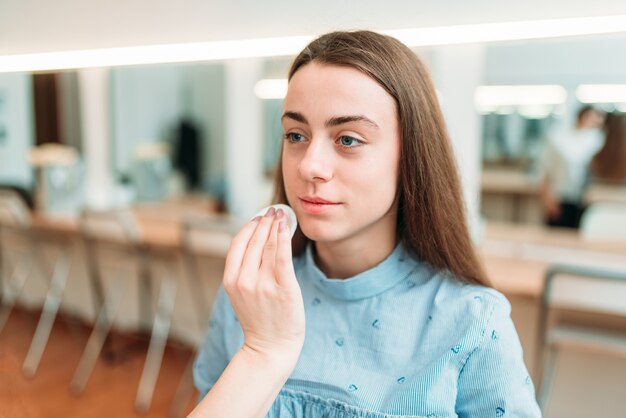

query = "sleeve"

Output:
[[455, 296, 542, 418], [193, 285, 232, 399]]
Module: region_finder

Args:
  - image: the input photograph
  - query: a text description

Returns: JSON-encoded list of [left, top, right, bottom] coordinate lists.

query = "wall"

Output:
[[0, 73, 34, 188]]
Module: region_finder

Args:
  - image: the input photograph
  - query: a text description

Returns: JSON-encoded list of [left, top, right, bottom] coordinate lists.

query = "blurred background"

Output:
[[2, 1, 626, 417]]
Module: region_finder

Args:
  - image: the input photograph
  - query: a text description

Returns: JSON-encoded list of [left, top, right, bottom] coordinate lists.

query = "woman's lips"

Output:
[[299, 198, 341, 214]]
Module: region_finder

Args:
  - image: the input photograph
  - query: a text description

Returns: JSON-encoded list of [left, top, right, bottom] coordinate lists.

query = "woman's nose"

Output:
[[298, 138, 333, 182]]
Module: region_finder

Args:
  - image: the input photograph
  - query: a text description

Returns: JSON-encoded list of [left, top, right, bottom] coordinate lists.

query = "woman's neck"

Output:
[[313, 229, 398, 279]]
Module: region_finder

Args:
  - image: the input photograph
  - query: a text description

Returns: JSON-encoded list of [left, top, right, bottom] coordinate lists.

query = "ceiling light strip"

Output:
[[2, 15, 626, 73], [576, 84, 626, 103]]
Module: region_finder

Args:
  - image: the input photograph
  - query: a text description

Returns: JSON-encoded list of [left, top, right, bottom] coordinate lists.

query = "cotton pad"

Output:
[[254, 204, 298, 238]]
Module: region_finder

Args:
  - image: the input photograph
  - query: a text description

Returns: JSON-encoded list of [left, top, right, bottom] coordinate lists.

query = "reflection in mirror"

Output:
[[110, 62, 227, 207], [0, 70, 86, 214], [478, 33, 626, 227], [478, 85, 566, 168]]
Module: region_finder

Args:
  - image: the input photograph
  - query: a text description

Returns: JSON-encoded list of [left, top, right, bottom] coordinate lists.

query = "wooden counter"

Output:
[[479, 221, 626, 299], [25, 205, 626, 301], [481, 169, 543, 224], [29, 195, 219, 251], [481, 168, 539, 195]]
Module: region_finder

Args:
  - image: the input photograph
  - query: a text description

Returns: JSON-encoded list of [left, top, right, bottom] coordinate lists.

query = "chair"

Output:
[[580, 201, 626, 239], [536, 263, 626, 410], [180, 213, 237, 333], [0, 190, 36, 333], [0, 189, 75, 378], [70, 208, 141, 390], [168, 213, 238, 418], [71, 208, 188, 413], [536, 202, 626, 410]]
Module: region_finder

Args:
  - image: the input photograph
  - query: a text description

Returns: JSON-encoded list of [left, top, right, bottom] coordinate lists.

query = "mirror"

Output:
[[477, 33, 626, 225], [109, 62, 226, 204]]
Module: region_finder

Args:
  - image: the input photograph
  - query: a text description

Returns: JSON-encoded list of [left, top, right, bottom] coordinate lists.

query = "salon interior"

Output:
[[2, 1, 626, 417]]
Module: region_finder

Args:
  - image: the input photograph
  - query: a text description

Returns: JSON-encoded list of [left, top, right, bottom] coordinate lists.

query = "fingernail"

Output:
[[276, 208, 284, 219], [278, 220, 285, 232], [265, 207, 276, 217]]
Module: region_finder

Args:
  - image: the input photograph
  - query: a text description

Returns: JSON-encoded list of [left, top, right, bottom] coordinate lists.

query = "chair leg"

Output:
[[538, 344, 559, 413], [23, 250, 71, 378], [83, 239, 106, 320], [135, 264, 178, 413], [32, 244, 52, 286], [185, 255, 209, 332], [71, 271, 129, 393], [168, 355, 196, 418], [0, 252, 34, 334], [137, 253, 153, 333], [0, 230, 5, 299], [167, 257, 206, 418]]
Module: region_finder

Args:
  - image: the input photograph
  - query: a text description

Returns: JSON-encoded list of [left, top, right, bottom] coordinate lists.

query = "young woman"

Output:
[[538, 106, 605, 229], [191, 30, 541, 417]]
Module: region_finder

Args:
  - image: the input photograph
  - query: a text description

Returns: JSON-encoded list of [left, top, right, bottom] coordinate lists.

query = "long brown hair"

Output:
[[272, 30, 489, 286], [590, 112, 626, 183]]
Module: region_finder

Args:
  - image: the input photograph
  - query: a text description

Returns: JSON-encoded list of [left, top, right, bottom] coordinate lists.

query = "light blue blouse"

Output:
[[193, 243, 542, 417]]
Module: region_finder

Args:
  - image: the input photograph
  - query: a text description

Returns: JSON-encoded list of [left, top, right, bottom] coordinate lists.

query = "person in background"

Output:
[[538, 105, 605, 228], [173, 118, 203, 190], [190, 30, 541, 418], [589, 112, 626, 184]]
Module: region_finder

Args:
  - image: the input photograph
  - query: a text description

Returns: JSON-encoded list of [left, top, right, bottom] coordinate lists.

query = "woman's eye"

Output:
[[285, 132, 306, 143], [338, 136, 362, 148]]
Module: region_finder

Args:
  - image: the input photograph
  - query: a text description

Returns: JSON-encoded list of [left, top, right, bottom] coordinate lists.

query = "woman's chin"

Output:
[[299, 224, 348, 243]]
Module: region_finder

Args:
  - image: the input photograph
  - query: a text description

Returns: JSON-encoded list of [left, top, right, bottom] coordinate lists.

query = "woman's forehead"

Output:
[[287, 63, 378, 94], [284, 63, 396, 124]]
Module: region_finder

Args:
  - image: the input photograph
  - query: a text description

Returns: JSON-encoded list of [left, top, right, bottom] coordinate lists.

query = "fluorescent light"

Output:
[[576, 84, 626, 104], [0, 36, 313, 73], [254, 79, 288, 99], [2, 14, 626, 73], [475, 85, 567, 107], [387, 15, 626, 46]]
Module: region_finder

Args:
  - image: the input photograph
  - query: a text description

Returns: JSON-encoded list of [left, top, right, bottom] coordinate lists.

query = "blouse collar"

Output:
[[304, 242, 418, 301]]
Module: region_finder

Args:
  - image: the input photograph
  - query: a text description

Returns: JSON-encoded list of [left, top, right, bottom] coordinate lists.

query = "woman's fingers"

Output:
[[238, 207, 276, 286], [260, 209, 282, 274], [275, 213, 296, 287], [224, 206, 296, 293]]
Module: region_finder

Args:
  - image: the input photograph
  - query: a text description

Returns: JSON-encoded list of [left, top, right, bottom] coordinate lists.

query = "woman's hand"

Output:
[[188, 208, 304, 418], [222, 207, 305, 362]]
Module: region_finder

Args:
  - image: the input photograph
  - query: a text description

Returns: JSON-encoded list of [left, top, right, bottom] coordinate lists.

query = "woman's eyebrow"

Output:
[[325, 115, 379, 129], [282, 111, 308, 124], [282, 111, 379, 129]]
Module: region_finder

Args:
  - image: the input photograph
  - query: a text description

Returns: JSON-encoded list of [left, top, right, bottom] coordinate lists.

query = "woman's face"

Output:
[[281, 62, 401, 247]]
